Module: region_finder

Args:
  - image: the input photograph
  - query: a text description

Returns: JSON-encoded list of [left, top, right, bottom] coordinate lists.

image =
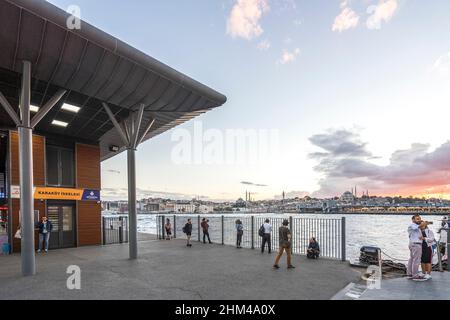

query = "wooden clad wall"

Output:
[[9, 131, 46, 186], [76, 143, 101, 246], [9, 131, 46, 252]]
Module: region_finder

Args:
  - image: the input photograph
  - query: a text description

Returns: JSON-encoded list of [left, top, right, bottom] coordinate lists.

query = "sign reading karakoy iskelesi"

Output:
[[11, 186, 100, 201]]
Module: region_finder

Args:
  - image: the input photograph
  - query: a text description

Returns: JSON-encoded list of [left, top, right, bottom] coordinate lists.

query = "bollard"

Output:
[[341, 217, 346, 261], [222, 215, 224, 245]]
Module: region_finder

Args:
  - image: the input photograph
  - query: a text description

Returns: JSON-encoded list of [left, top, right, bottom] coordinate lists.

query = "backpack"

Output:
[[182, 226, 186, 233], [258, 224, 265, 237]]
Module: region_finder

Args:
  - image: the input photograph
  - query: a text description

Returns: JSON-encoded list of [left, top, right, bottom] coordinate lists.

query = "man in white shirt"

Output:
[[407, 214, 430, 281], [261, 219, 272, 254], [438, 217, 448, 257]]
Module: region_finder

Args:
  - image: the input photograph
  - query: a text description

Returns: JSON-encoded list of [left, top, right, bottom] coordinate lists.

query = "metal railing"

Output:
[[157, 214, 346, 261], [102, 216, 129, 245]]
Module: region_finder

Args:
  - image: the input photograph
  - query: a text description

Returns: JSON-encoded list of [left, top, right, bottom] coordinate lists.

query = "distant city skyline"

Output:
[[48, 0, 450, 201]]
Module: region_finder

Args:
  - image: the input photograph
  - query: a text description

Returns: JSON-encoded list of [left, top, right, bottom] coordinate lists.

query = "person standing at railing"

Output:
[[164, 218, 172, 240], [183, 219, 193, 247], [420, 222, 435, 280], [437, 217, 448, 257], [261, 219, 272, 254], [273, 219, 295, 269], [236, 219, 243, 249], [201, 218, 212, 244], [407, 214, 429, 281]]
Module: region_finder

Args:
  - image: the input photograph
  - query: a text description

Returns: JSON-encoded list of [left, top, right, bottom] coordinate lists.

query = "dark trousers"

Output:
[[237, 231, 243, 247], [203, 231, 211, 243], [261, 234, 271, 253]]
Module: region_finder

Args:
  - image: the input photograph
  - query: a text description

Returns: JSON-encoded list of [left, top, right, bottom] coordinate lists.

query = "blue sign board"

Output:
[[81, 189, 101, 201]]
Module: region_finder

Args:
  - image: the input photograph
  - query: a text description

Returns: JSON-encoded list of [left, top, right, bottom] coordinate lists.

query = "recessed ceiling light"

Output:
[[61, 103, 80, 113], [52, 120, 68, 127], [30, 105, 40, 113]]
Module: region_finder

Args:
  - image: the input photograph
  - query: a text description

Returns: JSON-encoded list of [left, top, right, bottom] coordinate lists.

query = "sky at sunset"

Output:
[[49, 0, 450, 201]]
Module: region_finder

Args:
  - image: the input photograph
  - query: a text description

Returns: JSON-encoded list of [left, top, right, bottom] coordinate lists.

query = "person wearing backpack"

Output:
[[236, 219, 244, 248], [273, 219, 295, 269], [183, 219, 193, 247], [201, 218, 212, 244], [260, 219, 272, 254]]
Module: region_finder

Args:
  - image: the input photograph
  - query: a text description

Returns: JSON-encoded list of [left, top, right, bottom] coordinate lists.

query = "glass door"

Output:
[[47, 202, 76, 249]]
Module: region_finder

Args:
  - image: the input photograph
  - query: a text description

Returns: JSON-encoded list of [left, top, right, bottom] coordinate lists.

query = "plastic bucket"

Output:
[[2, 243, 10, 255]]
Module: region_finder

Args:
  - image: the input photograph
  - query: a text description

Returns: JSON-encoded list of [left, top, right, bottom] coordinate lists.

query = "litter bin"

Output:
[[2, 242, 10, 255]]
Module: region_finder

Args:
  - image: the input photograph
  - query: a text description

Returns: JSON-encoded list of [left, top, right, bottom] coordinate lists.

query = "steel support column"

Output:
[[0, 61, 66, 276], [103, 103, 154, 260]]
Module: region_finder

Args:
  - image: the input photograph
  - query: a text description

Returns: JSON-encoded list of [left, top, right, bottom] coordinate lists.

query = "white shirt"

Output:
[[263, 223, 272, 234], [439, 228, 448, 244], [408, 223, 422, 244], [422, 229, 435, 247]]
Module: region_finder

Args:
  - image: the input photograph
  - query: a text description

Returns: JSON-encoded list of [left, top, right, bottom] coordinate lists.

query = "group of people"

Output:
[[165, 218, 213, 247], [176, 216, 321, 269], [407, 214, 449, 281]]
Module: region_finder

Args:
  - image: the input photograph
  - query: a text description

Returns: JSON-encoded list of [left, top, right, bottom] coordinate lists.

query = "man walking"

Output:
[[407, 214, 429, 281], [273, 219, 295, 269], [201, 218, 212, 244], [36, 216, 53, 253], [261, 219, 272, 254]]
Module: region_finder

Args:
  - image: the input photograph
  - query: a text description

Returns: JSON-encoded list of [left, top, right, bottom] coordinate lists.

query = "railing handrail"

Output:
[[158, 214, 346, 261]]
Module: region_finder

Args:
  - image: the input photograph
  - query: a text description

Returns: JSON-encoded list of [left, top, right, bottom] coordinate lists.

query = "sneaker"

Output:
[[287, 265, 296, 269], [273, 265, 280, 269], [406, 275, 413, 279], [424, 274, 432, 280], [37, 250, 41, 253], [412, 275, 427, 282], [44, 249, 48, 253]]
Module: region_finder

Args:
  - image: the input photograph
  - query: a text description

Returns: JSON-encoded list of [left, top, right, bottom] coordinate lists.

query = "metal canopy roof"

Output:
[[0, 0, 227, 160]]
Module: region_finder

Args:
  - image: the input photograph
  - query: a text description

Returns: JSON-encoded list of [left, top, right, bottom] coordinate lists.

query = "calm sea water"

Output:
[[134, 213, 448, 262]]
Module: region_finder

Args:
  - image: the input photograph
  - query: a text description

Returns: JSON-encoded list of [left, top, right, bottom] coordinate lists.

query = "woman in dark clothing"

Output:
[[420, 224, 435, 280], [307, 237, 320, 259], [235, 219, 243, 248], [183, 219, 193, 247]]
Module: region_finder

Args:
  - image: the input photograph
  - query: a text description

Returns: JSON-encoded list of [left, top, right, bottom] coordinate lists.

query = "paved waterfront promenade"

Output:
[[0, 237, 359, 300], [332, 272, 450, 300], [359, 272, 450, 300]]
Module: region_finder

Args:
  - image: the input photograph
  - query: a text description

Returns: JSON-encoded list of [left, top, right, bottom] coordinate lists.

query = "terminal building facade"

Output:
[[0, 0, 226, 266], [0, 130, 101, 252]]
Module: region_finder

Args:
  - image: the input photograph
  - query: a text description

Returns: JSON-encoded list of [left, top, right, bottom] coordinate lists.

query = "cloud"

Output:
[[309, 128, 450, 198], [332, 6, 360, 32], [293, 19, 302, 26], [277, 48, 301, 64], [257, 39, 271, 50], [101, 187, 202, 201], [241, 181, 268, 187], [366, 0, 398, 30], [226, 0, 270, 40], [432, 52, 450, 76]]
